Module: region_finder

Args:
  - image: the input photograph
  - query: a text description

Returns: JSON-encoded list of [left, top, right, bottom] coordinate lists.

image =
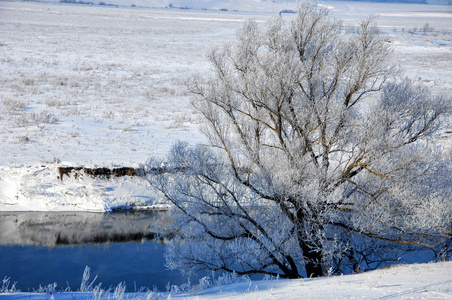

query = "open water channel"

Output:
[[0, 211, 192, 292]]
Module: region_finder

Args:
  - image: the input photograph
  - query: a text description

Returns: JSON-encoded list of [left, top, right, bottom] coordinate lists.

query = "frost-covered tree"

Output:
[[149, 1, 451, 278]]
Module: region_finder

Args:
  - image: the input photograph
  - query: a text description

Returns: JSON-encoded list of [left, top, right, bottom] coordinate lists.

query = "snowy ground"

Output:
[[0, 0, 451, 211], [2, 261, 452, 299], [187, 261, 452, 299]]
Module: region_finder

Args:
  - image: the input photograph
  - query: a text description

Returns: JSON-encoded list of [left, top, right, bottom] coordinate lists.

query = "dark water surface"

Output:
[[0, 211, 189, 292]]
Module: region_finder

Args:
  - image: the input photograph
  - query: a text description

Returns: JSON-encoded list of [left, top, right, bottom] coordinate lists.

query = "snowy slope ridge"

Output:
[[0, 164, 166, 211], [2, 261, 452, 299]]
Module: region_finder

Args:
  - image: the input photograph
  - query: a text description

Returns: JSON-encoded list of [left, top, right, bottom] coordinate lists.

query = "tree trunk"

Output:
[[284, 255, 302, 279], [296, 209, 325, 278], [300, 241, 325, 278]]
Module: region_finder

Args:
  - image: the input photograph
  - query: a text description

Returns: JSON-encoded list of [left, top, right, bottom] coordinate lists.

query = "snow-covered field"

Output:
[[0, 0, 451, 211], [2, 261, 451, 299]]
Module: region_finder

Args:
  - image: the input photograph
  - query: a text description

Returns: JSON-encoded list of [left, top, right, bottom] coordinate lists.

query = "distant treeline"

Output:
[[60, 0, 94, 4], [345, 0, 428, 3], [59, 0, 119, 7], [333, 0, 451, 3]]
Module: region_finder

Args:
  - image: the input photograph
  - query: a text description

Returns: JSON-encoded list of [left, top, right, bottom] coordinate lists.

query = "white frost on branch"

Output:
[[148, 1, 451, 279]]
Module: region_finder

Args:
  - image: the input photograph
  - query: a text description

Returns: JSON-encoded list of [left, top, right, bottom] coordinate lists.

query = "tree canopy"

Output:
[[149, 1, 451, 278]]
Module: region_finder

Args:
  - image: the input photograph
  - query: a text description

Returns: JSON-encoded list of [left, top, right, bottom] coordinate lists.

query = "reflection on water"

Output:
[[0, 210, 172, 247], [0, 211, 189, 292]]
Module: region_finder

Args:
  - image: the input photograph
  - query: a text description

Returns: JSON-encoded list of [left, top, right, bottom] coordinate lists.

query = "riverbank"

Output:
[[0, 163, 170, 211]]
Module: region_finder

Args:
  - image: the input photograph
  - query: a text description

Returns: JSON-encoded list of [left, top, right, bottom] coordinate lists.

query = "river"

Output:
[[0, 211, 191, 292]]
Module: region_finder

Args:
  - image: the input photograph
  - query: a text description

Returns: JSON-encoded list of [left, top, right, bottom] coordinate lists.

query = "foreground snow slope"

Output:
[[196, 261, 452, 299], [3, 261, 452, 299], [0, 1, 450, 211]]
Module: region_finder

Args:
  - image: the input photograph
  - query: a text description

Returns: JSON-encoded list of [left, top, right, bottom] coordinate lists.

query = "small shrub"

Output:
[[30, 111, 59, 124], [408, 26, 418, 34], [22, 78, 35, 86], [17, 135, 30, 144], [422, 23, 434, 35], [1, 276, 17, 293], [34, 282, 57, 294], [45, 99, 61, 108], [80, 266, 98, 292], [3, 99, 28, 112]]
